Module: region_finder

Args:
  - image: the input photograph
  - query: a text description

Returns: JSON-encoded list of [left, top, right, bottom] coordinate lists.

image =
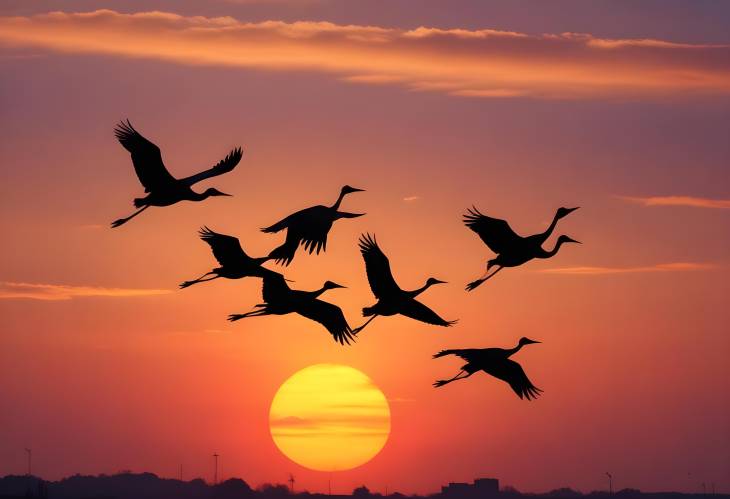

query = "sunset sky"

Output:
[[0, 0, 729, 495]]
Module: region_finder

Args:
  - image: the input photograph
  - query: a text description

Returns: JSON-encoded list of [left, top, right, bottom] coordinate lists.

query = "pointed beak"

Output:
[[218, 192, 233, 197], [566, 206, 580, 214], [433, 279, 448, 285], [331, 283, 347, 289], [350, 187, 365, 193]]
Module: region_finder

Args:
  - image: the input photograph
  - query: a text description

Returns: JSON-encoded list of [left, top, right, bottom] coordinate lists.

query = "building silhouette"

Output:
[[441, 478, 500, 499]]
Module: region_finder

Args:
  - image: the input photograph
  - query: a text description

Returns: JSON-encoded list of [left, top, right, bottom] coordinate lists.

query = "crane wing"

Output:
[[358, 234, 400, 298], [262, 206, 331, 256], [261, 206, 314, 233], [398, 298, 456, 327], [114, 120, 176, 192], [485, 358, 543, 400], [433, 349, 483, 362], [261, 272, 290, 304], [198, 227, 251, 266], [178, 147, 242, 186], [463, 207, 523, 255], [297, 299, 355, 345]]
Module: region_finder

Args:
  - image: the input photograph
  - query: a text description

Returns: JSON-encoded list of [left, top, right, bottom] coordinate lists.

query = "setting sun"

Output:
[[269, 364, 391, 472]]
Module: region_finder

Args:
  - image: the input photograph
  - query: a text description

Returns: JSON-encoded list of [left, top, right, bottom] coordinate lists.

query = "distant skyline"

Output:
[[0, 0, 728, 496], [0, 471, 724, 497]]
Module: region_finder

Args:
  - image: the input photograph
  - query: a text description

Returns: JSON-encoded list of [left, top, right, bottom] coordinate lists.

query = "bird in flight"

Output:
[[261, 185, 365, 265], [433, 337, 543, 400], [228, 272, 356, 345], [111, 120, 242, 227], [464, 206, 580, 291], [180, 227, 274, 288], [356, 233, 456, 334]]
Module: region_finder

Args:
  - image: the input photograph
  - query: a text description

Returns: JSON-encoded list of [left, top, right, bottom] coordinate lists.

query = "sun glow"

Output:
[[269, 364, 391, 472]]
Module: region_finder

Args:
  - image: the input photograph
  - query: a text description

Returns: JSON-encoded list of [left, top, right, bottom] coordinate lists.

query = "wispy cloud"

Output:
[[620, 195, 730, 209], [0, 10, 729, 100], [403, 196, 420, 202], [0, 281, 171, 301], [270, 413, 390, 429], [540, 262, 715, 275]]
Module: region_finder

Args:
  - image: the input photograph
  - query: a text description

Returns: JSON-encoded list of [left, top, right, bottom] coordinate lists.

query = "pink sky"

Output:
[[0, 1, 728, 495]]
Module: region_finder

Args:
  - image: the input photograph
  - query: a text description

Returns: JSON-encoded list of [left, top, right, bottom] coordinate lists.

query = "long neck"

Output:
[[537, 238, 566, 259], [189, 189, 210, 202], [331, 190, 347, 210], [311, 285, 328, 298], [505, 342, 524, 357], [408, 281, 432, 297], [538, 211, 561, 242]]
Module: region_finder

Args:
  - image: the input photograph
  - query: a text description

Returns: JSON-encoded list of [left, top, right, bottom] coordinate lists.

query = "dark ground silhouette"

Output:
[[0, 473, 724, 499]]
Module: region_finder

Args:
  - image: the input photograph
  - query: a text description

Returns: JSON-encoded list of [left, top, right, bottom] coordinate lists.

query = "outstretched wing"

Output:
[[297, 299, 356, 345], [199, 226, 251, 266], [433, 348, 483, 362], [178, 147, 242, 186], [261, 208, 308, 234], [399, 298, 456, 327], [359, 233, 399, 298], [261, 271, 289, 303], [463, 207, 523, 255], [486, 359, 543, 400], [114, 120, 176, 192], [262, 206, 331, 256]]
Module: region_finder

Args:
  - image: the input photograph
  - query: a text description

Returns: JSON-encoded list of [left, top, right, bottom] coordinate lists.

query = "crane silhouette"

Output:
[[433, 337, 543, 400], [180, 227, 275, 288], [111, 120, 242, 227], [261, 185, 365, 265], [355, 233, 456, 334], [228, 272, 356, 345], [464, 206, 580, 291]]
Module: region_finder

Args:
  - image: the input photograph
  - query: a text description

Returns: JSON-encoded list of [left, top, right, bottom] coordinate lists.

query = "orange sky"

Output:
[[0, 1, 729, 495]]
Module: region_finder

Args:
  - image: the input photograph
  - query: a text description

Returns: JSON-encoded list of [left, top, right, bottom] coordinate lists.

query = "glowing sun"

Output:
[[269, 364, 391, 472]]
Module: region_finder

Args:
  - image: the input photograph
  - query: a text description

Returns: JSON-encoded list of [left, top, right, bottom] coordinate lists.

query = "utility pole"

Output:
[[288, 474, 295, 494], [25, 449, 32, 476], [213, 454, 219, 485], [606, 472, 613, 494]]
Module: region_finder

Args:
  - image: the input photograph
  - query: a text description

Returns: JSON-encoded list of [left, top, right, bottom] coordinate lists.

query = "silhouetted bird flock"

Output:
[[111, 120, 581, 400]]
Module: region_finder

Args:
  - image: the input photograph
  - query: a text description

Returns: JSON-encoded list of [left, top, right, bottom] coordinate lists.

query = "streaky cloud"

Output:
[[540, 262, 715, 275], [620, 195, 730, 209], [0, 281, 171, 301], [0, 10, 729, 100]]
